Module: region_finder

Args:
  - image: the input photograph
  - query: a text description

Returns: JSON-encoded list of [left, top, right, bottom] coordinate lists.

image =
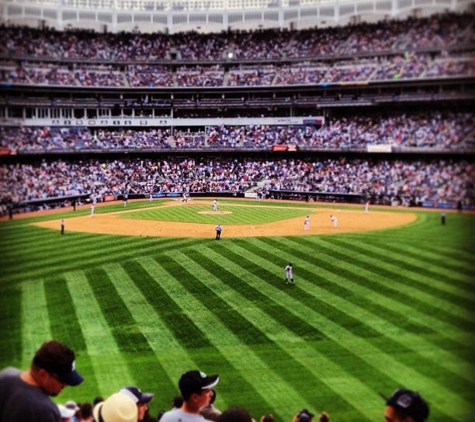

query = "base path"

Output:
[[33, 200, 417, 238]]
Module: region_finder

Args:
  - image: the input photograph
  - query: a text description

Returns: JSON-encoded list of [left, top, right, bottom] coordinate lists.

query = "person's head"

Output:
[[65, 400, 80, 414], [57, 404, 75, 422], [217, 406, 252, 422], [120, 386, 154, 421], [384, 389, 429, 422], [65, 400, 80, 420], [93, 393, 137, 422], [179, 370, 219, 409], [297, 409, 314, 422], [30, 340, 83, 396], [172, 395, 184, 409], [79, 402, 93, 420], [260, 413, 274, 422], [318, 412, 330, 422], [209, 389, 217, 405]]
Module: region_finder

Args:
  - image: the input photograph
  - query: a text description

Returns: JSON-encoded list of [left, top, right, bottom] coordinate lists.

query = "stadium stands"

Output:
[[0, 12, 474, 215]]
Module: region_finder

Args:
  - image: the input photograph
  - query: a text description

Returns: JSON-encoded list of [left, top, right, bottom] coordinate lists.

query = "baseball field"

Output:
[[0, 198, 473, 421]]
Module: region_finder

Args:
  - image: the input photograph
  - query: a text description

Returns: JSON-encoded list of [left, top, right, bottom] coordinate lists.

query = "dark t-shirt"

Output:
[[0, 367, 61, 422]]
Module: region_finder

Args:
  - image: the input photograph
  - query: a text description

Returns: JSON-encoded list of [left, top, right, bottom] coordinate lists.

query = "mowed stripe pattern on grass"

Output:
[[0, 208, 474, 422]]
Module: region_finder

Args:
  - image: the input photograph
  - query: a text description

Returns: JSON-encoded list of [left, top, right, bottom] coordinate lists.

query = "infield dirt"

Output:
[[32, 199, 417, 238]]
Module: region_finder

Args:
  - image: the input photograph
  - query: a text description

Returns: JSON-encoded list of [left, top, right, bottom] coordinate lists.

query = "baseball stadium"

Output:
[[0, 1, 474, 421]]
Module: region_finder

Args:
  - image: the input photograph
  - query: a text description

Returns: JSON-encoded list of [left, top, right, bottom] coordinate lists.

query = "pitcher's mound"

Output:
[[198, 210, 233, 215]]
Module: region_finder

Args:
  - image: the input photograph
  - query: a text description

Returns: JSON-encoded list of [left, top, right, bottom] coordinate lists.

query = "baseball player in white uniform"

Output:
[[304, 216, 310, 231], [285, 263, 294, 284], [330, 215, 338, 228]]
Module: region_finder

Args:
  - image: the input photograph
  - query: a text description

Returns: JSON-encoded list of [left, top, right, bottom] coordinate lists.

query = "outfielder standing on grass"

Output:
[[285, 263, 294, 285]]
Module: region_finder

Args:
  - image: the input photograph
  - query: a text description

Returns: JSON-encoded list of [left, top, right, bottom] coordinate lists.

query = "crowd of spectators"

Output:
[[261, 157, 472, 207], [175, 65, 225, 87], [1, 13, 472, 62], [2, 50, 473, 87], [1, 27, 172, 60], [228, 65, 276, 86], [1, 110, 473, 152], [0, 12, 473, 215], [1, 339, 433, 422], [0, 13, 473, 88], [126, 64, 175, 87], [1, 156, 472, 212], [73, 66, 125, 87]]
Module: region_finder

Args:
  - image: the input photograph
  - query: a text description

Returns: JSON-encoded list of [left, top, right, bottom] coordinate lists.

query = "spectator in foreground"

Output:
[[65, 400, 80, 422], [159, 370, 220, 422], [120, 385, 155, 422], [383, 388, 429, 422], [78, 402, 93, 422], [93, 392, 138, 422], [93, 396, 104, 406], [260, 414, 274, 422], [292, 409, 314, 422], [58, 404, 76, 422], [217, 406, 252, 422], [0, 339, 84, 422], [200, 389, 222, 421], [172, 395, 184, 410]]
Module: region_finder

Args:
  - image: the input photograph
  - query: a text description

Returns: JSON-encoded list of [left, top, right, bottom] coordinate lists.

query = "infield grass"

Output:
[[123, 203, 311, 224], [0, 198, 474, 422]]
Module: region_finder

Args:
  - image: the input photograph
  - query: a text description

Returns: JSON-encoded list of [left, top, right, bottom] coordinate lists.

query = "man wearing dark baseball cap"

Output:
[[383, 388, 429, 422], [0, 339, 84, 422], [159, 370, 219, 422]]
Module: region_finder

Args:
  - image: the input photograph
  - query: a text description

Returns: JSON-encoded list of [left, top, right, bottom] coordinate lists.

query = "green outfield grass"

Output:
[[0, 198, 474, 422]]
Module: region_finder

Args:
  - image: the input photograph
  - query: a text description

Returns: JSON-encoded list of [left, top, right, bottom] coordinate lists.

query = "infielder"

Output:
[[213, 199, 218, 212], [330, 215, 338, 228], [304, 215, 310, 231], [285, 263, 294, 284]]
